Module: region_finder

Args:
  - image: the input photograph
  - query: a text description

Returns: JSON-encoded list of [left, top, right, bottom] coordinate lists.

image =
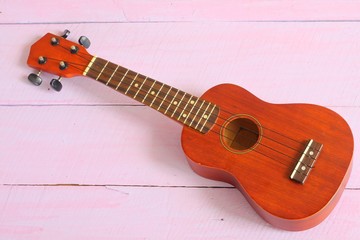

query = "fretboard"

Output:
[[83, 56, 219, 134]]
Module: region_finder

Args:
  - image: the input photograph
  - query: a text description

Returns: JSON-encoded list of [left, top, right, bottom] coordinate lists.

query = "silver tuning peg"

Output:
[[61, 29, 70, 39], [50, 77, 62, 92], [78, 36, 90, 49], [28, 71, 42, 86]]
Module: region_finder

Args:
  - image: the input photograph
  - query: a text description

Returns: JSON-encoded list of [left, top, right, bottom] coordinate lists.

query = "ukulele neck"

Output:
[[84, 56, 219, 134]]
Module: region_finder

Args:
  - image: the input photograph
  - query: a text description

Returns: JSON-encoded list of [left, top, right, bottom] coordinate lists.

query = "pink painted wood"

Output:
[[2, 23, 360, 106], [0, 106, 359, 187], [0, 186, 359, 239], [1, 0, 360, 23], [0, 1, 359, 239]]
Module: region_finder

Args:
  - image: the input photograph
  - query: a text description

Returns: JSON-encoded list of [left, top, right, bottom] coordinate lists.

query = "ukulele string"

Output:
[[53, 46, 319, 166], [73, 53, 318, 159], [54, 50, 318, 165], [74, 51, 315, 152], [49, 56, 313, 173], [69, 51, 307, 148], [76, 51, 306, 147]]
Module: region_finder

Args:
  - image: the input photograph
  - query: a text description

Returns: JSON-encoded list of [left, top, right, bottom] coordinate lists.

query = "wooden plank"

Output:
[[2, 0, 360, 23], [1, 105, 359, 188], [3, 22, 360, 106], [0, 186, 358, 239], [0, 105, 216, 186], [2, 2, 360, 238]]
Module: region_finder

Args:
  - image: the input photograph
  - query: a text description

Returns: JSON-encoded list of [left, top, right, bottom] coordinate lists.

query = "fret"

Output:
[[172, 92, 190, 120], [200, 104, 217, 132], [164, 89, 179, 115], [85, 58, 108, 84], [177, 95, 193, 121], [189, 100, 206, 127], [143, 80, 162, 106], [171, 91, 186, 118], [142, 80, 157, 103], [99, 62, 119, 85], [151, 84, 170, 112], [118, 71, 138, 96], [184, 98, 199, 125], [115, 69, 129, 90], [106, 65, 119, 86], [157, 86, 172, 111], [125, 73, 138, 95], [149, 83, 164, 107], [135, 76, 151, 101], [194, 101, 212, 129], [95, 61, 109, 81], [86, 57, 218, 134], [133, 76, 148, 99]]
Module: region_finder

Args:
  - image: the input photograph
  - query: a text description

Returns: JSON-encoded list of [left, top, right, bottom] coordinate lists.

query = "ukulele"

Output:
[[26, 31, 354, 231]]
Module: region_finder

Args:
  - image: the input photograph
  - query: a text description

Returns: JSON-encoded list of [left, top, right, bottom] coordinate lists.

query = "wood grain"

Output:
[[2, 0, 360, 23], [0, 186, 359, 240], [182, 84, 353, 230], [0, 0, 359, 238], [1, 105, 358, 187], [2, 23, 359, 106]]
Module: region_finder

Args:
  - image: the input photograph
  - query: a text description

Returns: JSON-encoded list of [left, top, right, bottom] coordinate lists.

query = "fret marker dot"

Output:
[[173, 101, 178, 105], [301, 166, 306, 171], [309, 151, 314, 156], [203, 115, 208, 119], [151, 91, 155, 95], [182, 113, 187, 118], [190, 100, 195, 104], [134, 83, 139, 87]]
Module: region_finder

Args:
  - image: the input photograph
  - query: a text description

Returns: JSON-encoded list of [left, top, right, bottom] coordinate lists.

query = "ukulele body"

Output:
[[181, 83, 353, 231]]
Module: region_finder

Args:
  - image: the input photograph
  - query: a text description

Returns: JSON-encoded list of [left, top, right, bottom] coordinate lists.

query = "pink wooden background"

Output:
[[1, 1, 359, 239]]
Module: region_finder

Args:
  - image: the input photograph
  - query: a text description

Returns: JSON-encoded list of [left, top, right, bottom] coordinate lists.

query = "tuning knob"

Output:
[[61, 29, 70, 39], [78, 36, 91, 49], [28, 71, 42, 86], [50, 77, 63, 92]]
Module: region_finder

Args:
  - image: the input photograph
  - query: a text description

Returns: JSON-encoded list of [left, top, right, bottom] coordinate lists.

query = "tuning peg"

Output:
[[78, 36, 91, 49], [61, 29, 70, 39], [28, 71, 43, 86], [50, 77, 63, 92]]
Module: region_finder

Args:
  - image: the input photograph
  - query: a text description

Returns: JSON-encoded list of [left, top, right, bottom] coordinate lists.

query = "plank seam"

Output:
[[0, 104, 145, 107], [1, 184, 358, 190], [1, 183, 234, 189], [2, 20, 360, 25], [0, 104, 357, 107]]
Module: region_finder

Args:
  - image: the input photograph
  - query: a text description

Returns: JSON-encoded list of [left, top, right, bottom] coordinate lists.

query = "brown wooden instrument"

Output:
[[27, 32, 354, 231]]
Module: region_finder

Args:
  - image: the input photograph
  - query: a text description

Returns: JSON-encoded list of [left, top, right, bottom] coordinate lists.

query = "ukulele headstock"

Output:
[[26, 30, 93, 91]]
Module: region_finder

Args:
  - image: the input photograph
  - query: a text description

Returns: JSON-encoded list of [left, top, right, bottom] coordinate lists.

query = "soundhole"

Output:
[[221, 116, 261, 153]]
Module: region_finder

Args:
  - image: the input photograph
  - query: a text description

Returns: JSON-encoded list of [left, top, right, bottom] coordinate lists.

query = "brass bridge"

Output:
[[290, 139, 323, 184]]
